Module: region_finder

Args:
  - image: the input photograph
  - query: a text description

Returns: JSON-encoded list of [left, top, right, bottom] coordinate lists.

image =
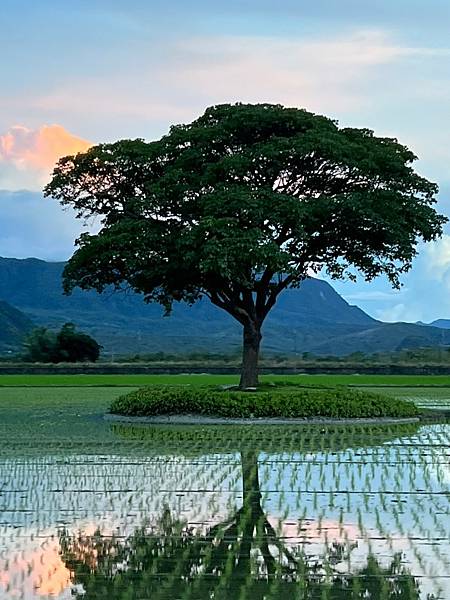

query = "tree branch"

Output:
[[260, 273, 297, 321], [206, 290, 249, 325]]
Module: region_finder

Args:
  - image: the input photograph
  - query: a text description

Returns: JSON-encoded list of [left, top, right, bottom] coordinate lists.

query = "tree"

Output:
[[56, 322, 101, 362], [44, 103, 446, 387], [23, 327, 60, 362], [23, 322, 101, 362]]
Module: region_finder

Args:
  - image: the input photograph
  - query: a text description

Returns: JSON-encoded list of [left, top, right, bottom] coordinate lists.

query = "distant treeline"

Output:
[[116, 347, 450, 366], [2, 347, 450, 375]]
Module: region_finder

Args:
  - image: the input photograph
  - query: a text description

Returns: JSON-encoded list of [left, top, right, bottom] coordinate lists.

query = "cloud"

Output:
[[333, 225, 450, 323], [0, 124, 92, 190], [375, 303, 420, 323], [25, 28, 450, 183], [344, 290, 407, 302], [170, 31, 415, 112], [5, 29, 424, 187], [33, 30, 440, 127], [423, 234, 450, 277]]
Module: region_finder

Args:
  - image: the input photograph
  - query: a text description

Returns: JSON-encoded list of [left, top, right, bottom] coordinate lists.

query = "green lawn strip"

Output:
[[110, 387, 419, 419], [1, 373, 450, 387]]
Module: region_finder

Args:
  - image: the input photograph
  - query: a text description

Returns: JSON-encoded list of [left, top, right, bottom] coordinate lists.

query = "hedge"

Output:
[[109, 386, 419, 419]]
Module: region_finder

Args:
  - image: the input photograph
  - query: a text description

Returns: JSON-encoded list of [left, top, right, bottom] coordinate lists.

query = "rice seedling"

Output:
[[0, 385, 448, 598]]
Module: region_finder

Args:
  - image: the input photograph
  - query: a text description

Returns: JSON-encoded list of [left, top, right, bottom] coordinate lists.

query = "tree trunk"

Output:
[[239, 321, 262, 389], [235, 450, 264, 576]]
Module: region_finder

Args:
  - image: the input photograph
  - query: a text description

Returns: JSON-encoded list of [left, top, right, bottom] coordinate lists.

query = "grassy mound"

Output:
[[110, 386, 419, 419]]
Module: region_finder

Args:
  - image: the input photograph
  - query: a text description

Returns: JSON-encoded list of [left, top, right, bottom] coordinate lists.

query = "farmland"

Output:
[[0, 378, 449, 598], [2, 372, 450, 387]]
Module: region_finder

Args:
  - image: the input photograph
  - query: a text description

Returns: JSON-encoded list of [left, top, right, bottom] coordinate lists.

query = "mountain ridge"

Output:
[[1, 257, 450, 356], [429, 319, 450, 329], [0, 300, 34, 352]]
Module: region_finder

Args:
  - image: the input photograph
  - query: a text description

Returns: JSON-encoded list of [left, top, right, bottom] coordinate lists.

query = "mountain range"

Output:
[[1, 256, 450, 357], [0, 300, 34, 352]]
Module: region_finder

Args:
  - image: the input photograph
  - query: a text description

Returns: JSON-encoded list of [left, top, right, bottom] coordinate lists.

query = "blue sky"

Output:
[[0, 0, 449, 322]]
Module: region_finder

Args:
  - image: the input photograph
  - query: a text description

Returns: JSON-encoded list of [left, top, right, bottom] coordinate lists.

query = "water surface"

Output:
[[0, 388, 449, 599]]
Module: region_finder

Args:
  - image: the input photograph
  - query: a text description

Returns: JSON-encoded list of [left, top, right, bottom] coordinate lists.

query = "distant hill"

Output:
[[0, 300, 34, 352], [429, 319, 450, 329], [1, 256, 450, 356], [308, 322, 450, 356]]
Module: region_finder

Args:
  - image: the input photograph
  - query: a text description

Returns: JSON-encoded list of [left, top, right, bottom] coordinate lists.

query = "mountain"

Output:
[[308, 322, 450, 356], [0, 300, 34, 352], [429, 319, 450, 329], [1, 256, 450, 356]]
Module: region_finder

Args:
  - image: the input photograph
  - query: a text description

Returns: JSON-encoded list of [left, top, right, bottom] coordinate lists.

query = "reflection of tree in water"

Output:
[[60, 423, 430, 598], [61, 518, 421, 598], [61, 443, 425, 598]]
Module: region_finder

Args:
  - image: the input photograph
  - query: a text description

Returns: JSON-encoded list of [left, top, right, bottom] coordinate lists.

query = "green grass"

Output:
[[1, 373, 450, 387], [1, 376, 449, 416]]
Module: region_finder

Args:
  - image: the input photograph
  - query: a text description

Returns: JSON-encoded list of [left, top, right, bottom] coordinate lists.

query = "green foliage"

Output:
[[56, 322, 101, 362], [110, 386, 419, 419], [23, 322, 101, 363], [22, 327, 60, 363], [45, 104, 445, 306]]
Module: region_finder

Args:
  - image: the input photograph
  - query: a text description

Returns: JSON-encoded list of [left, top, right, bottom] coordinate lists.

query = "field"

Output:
[[0, 376, 449, 598], [2, 372, 450, 387]]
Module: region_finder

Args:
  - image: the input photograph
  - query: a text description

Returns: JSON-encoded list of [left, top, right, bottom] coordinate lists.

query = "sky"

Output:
[[0, 0, 449, 322]]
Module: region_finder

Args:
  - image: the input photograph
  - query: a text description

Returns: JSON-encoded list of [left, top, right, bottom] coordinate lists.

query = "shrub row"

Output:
[[110, 386, 419, 419]]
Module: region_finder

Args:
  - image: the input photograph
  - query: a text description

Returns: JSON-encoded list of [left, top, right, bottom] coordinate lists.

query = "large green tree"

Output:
[[45, 104, 446, 387]]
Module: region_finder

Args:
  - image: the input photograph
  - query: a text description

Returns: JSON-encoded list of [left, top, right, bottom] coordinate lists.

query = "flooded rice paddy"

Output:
[[0, 386, 449, 599]]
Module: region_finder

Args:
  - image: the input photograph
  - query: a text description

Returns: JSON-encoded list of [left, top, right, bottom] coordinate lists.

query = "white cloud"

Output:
[[172, 30, 411, 111], [23, 28, 450, 185], [332, 230, 450, 323], [32, 29, 446, 128], [423, 234, 450, 277], [345, 290, 407, 302], [375, 303, 421, 323]]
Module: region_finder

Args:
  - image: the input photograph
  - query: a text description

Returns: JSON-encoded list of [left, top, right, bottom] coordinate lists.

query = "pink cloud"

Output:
[[0, 124, 92, 190]]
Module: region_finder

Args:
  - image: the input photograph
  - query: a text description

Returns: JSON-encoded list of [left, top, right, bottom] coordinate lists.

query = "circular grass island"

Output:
[[108, 385, 422, 425]]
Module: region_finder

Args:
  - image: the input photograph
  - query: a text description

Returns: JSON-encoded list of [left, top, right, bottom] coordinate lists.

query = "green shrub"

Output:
[[23, 323, 101, 363], [110, 387, 419, 419]]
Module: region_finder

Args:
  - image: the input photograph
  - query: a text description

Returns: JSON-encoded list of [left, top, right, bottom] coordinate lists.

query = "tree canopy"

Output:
[[24, 322, 101, 363], [45, 103, 446, 386]]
